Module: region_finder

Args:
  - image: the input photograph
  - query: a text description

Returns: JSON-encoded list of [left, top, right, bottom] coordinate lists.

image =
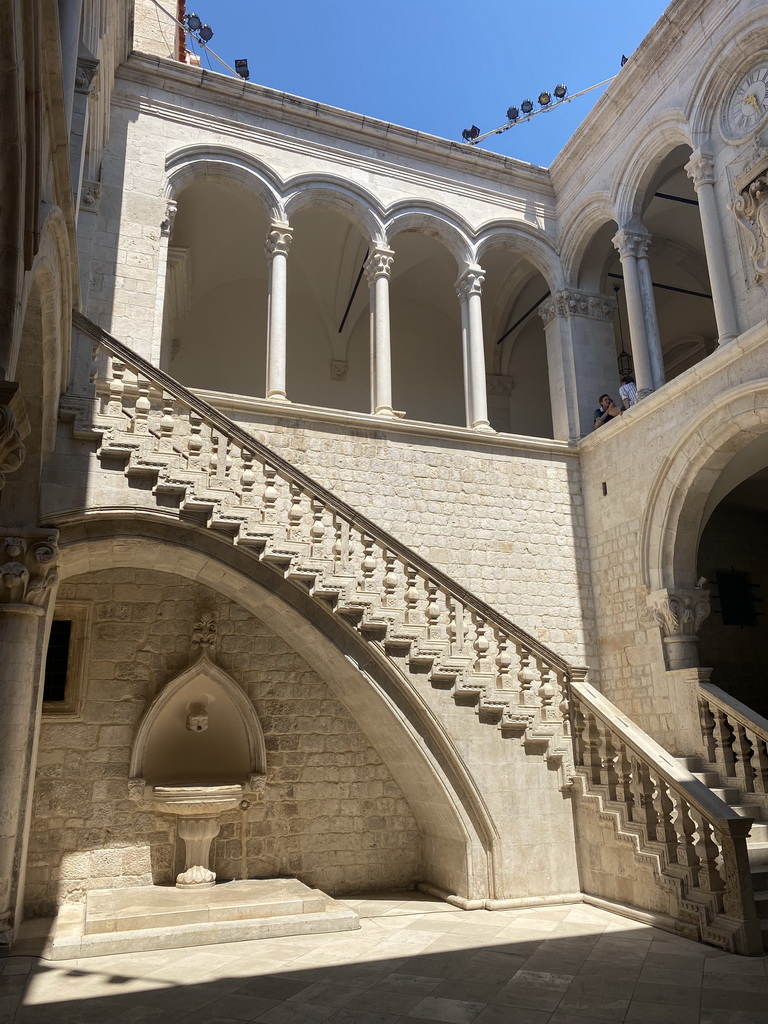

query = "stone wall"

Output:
[[25, 568, 421, 916]]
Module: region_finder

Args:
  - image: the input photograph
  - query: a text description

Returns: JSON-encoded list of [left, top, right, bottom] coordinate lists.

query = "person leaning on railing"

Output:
[[593, 393, 622, 429]]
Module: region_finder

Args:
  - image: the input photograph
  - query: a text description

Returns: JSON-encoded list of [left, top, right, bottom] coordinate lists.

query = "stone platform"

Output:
[[42, 878, 359, 959]]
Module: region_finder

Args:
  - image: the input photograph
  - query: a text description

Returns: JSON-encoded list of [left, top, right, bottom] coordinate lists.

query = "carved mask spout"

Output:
[[186, 701, 209, 733]]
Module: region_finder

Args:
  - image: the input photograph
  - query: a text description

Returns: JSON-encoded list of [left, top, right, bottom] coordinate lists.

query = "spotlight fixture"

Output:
[[198, 24, 213, 41], [185, 12, 202, 31], [520, 99, 534, 114], [506, 105, 519, 121], [554, 83, 567, 99], [235, 59, 250, 80], [461, 125, 480, 142], [621, 54, 628, 66], [538, 90, 552, 106]]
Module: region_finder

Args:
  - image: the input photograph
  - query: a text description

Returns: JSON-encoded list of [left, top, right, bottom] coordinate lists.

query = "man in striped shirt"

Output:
[[619, 375, 638, 409]]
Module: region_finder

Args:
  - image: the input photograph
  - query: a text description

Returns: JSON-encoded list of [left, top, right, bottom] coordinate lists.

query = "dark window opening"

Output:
[[715, 569, 758, 627], [43, 620, 72, 702]]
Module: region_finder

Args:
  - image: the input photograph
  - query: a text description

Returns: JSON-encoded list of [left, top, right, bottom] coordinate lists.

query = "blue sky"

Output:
[[181, 1, 671, 166]]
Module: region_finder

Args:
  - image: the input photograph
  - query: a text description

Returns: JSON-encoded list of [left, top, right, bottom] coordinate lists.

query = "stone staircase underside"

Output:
[[50, 311, 765, 955]]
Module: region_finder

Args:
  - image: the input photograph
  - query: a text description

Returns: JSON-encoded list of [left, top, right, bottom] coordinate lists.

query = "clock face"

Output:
[[723, 61, 768, 141]]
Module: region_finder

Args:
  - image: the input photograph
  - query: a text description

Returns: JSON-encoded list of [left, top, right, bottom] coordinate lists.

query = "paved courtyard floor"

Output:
[[2, 893, 767, 1024]]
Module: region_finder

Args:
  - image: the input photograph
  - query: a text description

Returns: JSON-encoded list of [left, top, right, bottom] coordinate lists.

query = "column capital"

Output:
[[455, 266, 485, 299], [685, 150, 716, 190], [265, 224, 293, 260], [538, 290, 616, 328], [0, 382, 27, 491], [364, 247, 394, 284], [647, 587, 711, 638], [75, 56, 99, 95], [80, 181, 103, 214], [0, 529, 60, 607], [612, 227, 651, 260]]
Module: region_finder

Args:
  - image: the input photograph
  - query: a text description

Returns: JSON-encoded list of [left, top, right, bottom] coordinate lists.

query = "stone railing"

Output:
[[570, 678, 762, 956], [63, 312, 577, 773], [699, 682, 768, 803]]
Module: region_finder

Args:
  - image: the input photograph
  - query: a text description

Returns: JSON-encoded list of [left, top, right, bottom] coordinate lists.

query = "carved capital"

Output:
[[486, 373, 514, 396], [364, 247, 394, 284], [75, 57, 99, 94], [80, 181, 102, 212], [647, 588, 711, 638], [538, 290, 616, 328], [161, 200, 177, 238], [455, 266, 485, 300], [0, 382, 26, 490], [612, 228, 651, 260], [265, 224, 293, 260], [330, 359, 347, 381], [730, 170, 768, 282], [0, 530, 60, 606], [685, 150, 716, 190]]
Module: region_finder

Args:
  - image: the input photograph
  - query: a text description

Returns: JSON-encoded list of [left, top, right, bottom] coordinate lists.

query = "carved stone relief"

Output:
[[730, 170, 768, 282]]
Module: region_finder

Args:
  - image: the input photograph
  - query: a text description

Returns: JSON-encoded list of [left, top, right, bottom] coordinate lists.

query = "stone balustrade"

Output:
[[699, 682, 768, 801], [570, 678, 762, 956]]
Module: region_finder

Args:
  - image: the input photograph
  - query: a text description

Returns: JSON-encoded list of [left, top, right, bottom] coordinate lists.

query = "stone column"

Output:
[[455, 267, 492, 431], [686, 150, 739, 344], [648, 587, 711, 671], [59, 0, 84, 133], [612, 229, 664, 397], [364, 247, 395, 417], [265, 223, 293, 402], [0, 530, 59, 950], [538, 290, 616, 439], [69, 57, 98, 230]]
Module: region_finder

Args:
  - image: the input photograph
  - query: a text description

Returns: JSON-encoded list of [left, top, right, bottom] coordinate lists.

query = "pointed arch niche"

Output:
[[130, 650, 267, 787]]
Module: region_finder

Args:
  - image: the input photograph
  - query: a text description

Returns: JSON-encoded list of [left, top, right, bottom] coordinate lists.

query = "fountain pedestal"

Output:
[[151, 784, 243, 888]]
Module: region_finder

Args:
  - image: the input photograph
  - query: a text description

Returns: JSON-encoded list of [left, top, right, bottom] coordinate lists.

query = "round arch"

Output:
[[558, 194, 616, 288], [384, 204, 474, 268], [55, 515, 500, 902], [641, 379, 768, 592], [612, 115, 692, 226], [283, 175, 386, 245], [475, 222, 563, 292], [165, 145, 284, 222]]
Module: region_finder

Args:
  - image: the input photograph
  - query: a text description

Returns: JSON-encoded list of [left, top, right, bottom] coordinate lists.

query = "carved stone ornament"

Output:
[[0, 383, 26, 490], [0, 530, 60, 606], [647, 588, 711, 638], [74, 57, 99, 94], [612, 228, 652, 261], [160, 200, 177, 238], [265, 224, 293, 260], [364, 247, 394, 284], [80, 181, 102, 212], [685, 151, 716, 191], [191, 612, 217, 650], [330, 359, 347, 381], [538, 290, 616, 328], [455, 267, 485, 300], [486, 374, 515, 396], [730, 171, 768, 282]]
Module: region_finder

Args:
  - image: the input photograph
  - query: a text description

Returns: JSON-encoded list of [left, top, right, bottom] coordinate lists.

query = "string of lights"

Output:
[[461, 73, 623, 147]]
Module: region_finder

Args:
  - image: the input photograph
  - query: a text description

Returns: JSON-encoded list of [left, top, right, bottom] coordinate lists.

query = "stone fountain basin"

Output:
[[151, 783, 244, 817]]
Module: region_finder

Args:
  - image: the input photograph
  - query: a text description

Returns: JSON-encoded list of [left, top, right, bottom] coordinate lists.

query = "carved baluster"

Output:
[[382, 551, 399, 607], [539, 666, 560, 723], [712, 710, 737, 779], [699, 697, 717, 765], [133, 376, 151, 434], [732, 722, 756, 792], [518, 647, 536, 705], [224, 440, 235, 480], [241, 452, 256, 504], [360, 535, 377, 591], [670, 793, 698, 872], [495, 633, 513, 691], [262, 466, 278, 522], [748, 729, 768, 795], [159, 394, 175, 452], [597, 725, 619, 795], [287, 482, 304, 539], [571, 699, 587, 767], [451, 598, 466, 654], [689, 809, 725, 893], [717, 821, 758, 938], [107, 358, 126, 417], [631, 758, 658, 838], [582, 710, 602, 785], [404, 565, 420, 625], [310, 498, 326, 557], [425, 580, 443, 640], [187, 411, 203, 470], [332, 517, 344, 569], [473, 615, 490, 672], [615, 743, 634, 818], [649, 772, 677, 859]]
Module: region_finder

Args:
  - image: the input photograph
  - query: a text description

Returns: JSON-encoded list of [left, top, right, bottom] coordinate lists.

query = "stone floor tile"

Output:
[[343, 986, 424, 1015], [625, 1001, 701, 1024], [491, 983, 565, 1013], [255, 1001, 337, 1024], [324, 1009, 401, 1024], [284, 981, 359, 1008], [429, 978, 504, 1003], [472, 1004, 551, 1023], [406, 996, 485, 1023], [701, 987, 768, 1013], [642, 950, 705, 973], [631, 979, 702, 1007], [699, 1011, 768, 1024], [194, 992, 282, 1019], [637, 963, 707, 987]]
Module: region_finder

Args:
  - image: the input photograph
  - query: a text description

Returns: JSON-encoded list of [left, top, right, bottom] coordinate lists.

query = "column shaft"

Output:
[[636, 255, 665, 390], [265, 225, 292, 402], [365, 248, 395, 417], [456, 268, 492, 431], [613, 230, 655, 398]]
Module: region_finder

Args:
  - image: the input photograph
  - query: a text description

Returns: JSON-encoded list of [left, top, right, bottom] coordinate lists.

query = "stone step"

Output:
[[708, 786, 741, 803], [748, 842, 768, 867], [677, 756, 704, 772], [691, 771, 720, 787], [754, 890, 768, 920], [747, 821, 768, 843]]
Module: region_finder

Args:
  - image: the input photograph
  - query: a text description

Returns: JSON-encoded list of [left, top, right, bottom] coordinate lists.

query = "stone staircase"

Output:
[[54, 311, 766, 955]]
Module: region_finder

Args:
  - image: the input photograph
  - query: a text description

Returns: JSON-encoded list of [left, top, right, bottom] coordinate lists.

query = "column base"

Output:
[[717, 333, 738, 345], [374, 406, 396, 418], [267, 392, 291, 403], [637, 388, 654, 400], [471, 420, 495, 433]]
